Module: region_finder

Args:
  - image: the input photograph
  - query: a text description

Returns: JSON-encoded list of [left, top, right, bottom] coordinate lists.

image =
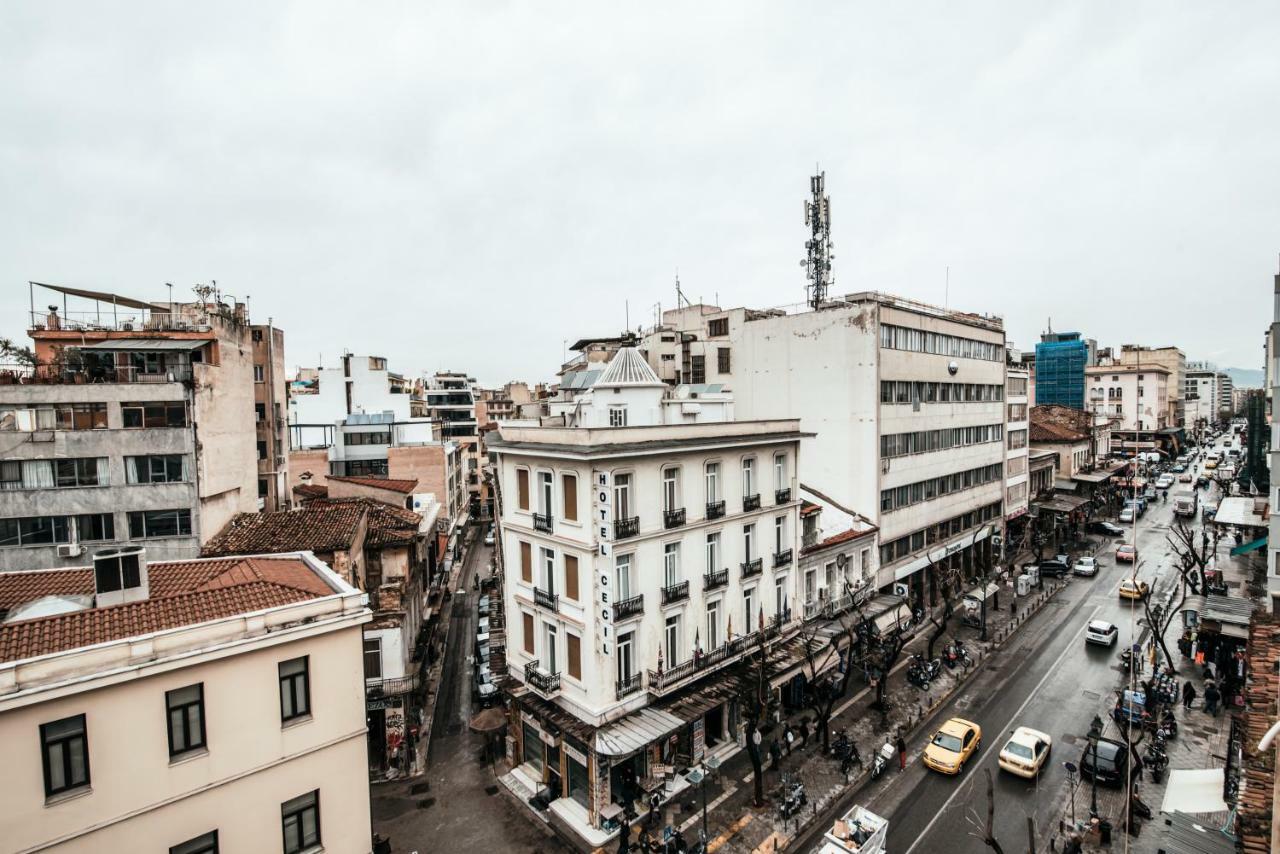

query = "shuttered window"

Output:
[[523, 612, 535, 654], [520, 541, 532, 583], [566, 632, 582, 680], [562, 474, 578, 521], [564, 554, 579, 602], [517, 469, 530, 510]]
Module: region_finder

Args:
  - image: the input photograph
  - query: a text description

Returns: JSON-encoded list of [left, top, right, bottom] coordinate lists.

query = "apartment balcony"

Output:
[[703, 567, 729, 591], [742, 493, 760, 512], [2, 362, 194, 385], [524, 660, 560, 697], [614, 516, 640, 540], [613, 594, 644, 620], [775, 488, 792, 504], [773, 548, 793, 568], [533, 587, 559, 611], [532, 512, 553, 533], [663, 508, 686, 529], [740, 557, 763, 579], [616, 672, 643, 700], [661, 580, 689, 606], [364, 674, 420, 697], [705, 500, 726, 521], [645, 624, 782, 696]]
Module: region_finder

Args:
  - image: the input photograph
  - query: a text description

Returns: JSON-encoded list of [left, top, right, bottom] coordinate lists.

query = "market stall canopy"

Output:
[[469, 707, 508, 733], [1032, 494, 1090, 513], [1211, 496, 1269, 529]]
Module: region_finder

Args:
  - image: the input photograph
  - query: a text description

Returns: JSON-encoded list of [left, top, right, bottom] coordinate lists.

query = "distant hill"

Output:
[[1225, 367, 1264, 388]]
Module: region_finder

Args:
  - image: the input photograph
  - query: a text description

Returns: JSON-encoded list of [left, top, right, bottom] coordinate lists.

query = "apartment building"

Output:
[[289, 353, 415, 424], [252, 322, 289, 511], [1185, 362, 1223, 433], [1004, 360, 1031, 534], [1117, 345, 1185, 428], [734, 292, 1006, 608], [0, 548, 371, 853], [1086, 364, 1170, 428], [490, 349, 807, 841], [0, 285, 281, 570], [1218, 371, 1235, 417]]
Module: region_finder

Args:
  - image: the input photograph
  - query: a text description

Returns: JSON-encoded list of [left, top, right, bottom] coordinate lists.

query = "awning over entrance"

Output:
[[1031, 494, 1090, 513], [1159, 769, 1228, 816], [1211, 497, 1268, 529], [79, 338, 211, 351], [1053, 478, 1079, 492], [1071, 463, 1126, 484], [1231, 536, 1268, 556], [595, 708, 684, 758]]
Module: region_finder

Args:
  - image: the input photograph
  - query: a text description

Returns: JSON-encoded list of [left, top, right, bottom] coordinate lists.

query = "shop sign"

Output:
[[366, 698, 400, 711], [692, 718, 705, 763], [593, 470, 613, 656]]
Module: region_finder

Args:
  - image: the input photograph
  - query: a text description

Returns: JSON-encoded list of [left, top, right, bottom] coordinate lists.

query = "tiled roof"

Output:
[[0, 556, 335, 663], [1237, 613, 1279, 850], [327, 475, 419, 494], [310, 497, 422, 548], [1030, 404, 1092, 443], [292, 483, 329, 501], [201, 504, 364, 557], [804, 526, 876, 553]]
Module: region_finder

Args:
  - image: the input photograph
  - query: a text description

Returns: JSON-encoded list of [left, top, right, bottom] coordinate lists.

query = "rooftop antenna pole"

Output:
[[802, 168, 834, 310]]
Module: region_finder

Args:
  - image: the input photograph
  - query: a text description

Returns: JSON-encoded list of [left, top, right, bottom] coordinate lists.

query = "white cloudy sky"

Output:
[[2, 2, 1278, 385]]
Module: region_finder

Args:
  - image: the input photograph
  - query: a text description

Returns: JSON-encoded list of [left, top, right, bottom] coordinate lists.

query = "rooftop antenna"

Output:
[[802, 169, 834, 310]]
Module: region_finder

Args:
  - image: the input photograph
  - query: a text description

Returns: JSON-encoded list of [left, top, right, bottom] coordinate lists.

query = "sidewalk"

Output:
[[569, 575, 1072, 854]]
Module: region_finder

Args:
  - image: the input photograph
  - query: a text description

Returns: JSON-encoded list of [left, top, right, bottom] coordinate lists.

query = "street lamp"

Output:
[[1063, 761, 1080, 826], [1087, 714, 1103, 818]]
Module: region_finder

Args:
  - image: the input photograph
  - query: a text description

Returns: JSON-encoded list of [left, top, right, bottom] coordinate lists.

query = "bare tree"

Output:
[[798, 598, 866, 752], [1165, 521, 1208, 594], [966, 768, 1006, 854], [925, 557, 960, 660], [868, 623, 908, 714], [732, 631, 772, 807]]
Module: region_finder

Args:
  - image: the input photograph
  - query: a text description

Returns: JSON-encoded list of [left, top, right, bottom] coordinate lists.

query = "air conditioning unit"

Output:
[[57, 543, 83, 558], [892, 582, 909, 597]]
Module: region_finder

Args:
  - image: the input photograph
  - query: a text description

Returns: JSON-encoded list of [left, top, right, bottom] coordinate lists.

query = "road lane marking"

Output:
[[902, 604, 1101, 854]]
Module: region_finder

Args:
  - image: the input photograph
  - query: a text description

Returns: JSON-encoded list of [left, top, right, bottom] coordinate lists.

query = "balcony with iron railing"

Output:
[[775, 488, 792, 504], [0, 362, 195, 385], [773, 548, 793, 568], [663, 508, 686, 529], [703, 567, 728, 591], [661, 580, 689, 605], [705, 500, 725, 520], [742, 493, 760, 512], [740, 557, 763, 579], [645, 623, 782, 696], [364, 674, 420, 697], [616, 672, 643, 700], [533, 587, 559, 611], [614, 516, 640, 539], [613, 594, 644, 620], [532, 512, 553, 533], [524, 660, 561, 696]]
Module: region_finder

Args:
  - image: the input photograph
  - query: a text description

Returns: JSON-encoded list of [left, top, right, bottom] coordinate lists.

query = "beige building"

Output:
[[1116, 345, 1185, 427], [252, 322, 290, 512], [1086, 364, 1170, 432], [0, 548, 371, 853]]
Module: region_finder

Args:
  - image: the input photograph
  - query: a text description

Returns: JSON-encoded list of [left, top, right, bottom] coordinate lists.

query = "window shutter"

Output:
[[567, 633, 582, 680], [562, 474, 578, 521], [564, 554, 579, 601], [523, 612, 535, 654], [520, 541, 532, 583], [517, 469, 530, 510]]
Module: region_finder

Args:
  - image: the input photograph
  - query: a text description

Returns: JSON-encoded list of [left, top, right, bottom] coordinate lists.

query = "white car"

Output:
[[1085, 620, 1119, 645], [998, 726, 1053, 778], [1119, 507, 1135, 523], [483, 530, 495, 547], [1072, 557, 1099, 577]]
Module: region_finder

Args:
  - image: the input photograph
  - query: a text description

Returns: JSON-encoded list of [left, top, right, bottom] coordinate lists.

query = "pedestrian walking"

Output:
[[647, 790, 659, 827], [1204, 681, 1221, 716], [1182, 680, 1197, 710], [896, 734, 907, 771], [797, 718, 810, 750], [769, 737, 782, 771]]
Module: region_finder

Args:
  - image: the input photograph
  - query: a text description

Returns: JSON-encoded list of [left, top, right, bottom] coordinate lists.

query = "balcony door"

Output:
[[706, 600, 720, 651], [615, 553, 633, 600], [614, 473, 632, 520], [617, 632, 634, 683], [544, 624, 558, 674], [663, 543, 679, 587]]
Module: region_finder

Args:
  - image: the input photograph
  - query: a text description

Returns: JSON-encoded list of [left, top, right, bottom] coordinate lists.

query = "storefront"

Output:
[[1180, 594, 1254, 709]]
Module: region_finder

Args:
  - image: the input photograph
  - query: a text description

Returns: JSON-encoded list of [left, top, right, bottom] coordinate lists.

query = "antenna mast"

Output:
[[803, 170, 834, 310]]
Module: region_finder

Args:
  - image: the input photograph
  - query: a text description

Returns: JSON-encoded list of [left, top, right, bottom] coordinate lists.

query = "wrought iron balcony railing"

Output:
[[616, 672, 643, 700], [775, 488, 792, 504], [532, 512, 553, 533], [663, 508, 686, 529], [524, 660, 561, 696], [703, 567, 728, 591], [661, 580, 689, 605], [614, 516, 640, 540], [613, 593, 644, 620], [705, 500, 726, 520], [645, 623, 782, 695], [773, 548, 793, 568], [533, 587, 559, 611], [743, 493, 760, 512], [740, 557, 763, 578]]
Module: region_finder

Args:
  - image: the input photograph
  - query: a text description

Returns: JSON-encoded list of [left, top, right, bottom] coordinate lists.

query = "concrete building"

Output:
[[0, 285, 281, 570], [289, 353, 416, 425], [202, 493, 440, 777], [252, 323, 289, 512], [1086, 364, 1172, 455], [0, 548, 371, 853], [1034, 332, 1089, 409], [489, 349, 810, 842], [1004, 358, 1031, 534], [1117, 345, 1186, 427], [1266, 268, 1280, 613], [1218, 371, 1235, 418], [418, 372, 482, 508], [1185, 362, 1223, 436], [734, 292, 1006, 608]]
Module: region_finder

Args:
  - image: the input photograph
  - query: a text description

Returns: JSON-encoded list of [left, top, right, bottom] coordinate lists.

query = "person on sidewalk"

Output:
[[784, 724, 795, 756], [1204, 681, 1221, 716], [769, 737, 782, 771], [1182, 680, 1197, 710], [896, 735, 907, 771], [798, 718, 810, 751]]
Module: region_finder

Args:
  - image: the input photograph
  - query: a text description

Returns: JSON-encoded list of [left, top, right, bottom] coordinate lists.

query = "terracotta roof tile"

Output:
[[0, 556, 336, 663], [310, 498, 421, 548], [1237, 613, 1279, 848], [327, 475, 419, 494], [201, 505, 365, 557], [292, 483, 329, 500]]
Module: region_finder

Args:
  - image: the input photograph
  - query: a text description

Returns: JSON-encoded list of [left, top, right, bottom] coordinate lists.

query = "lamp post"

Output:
[[1063, 761, 1080, 826], [1087, 714, 1103, 818]]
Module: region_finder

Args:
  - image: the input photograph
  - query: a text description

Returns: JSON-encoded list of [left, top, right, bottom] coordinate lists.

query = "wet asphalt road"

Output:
[[857, 451, 1226, 853]]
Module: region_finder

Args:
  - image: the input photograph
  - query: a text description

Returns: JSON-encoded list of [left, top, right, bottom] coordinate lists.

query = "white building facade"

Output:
[[1004, 361, 1031, 532]]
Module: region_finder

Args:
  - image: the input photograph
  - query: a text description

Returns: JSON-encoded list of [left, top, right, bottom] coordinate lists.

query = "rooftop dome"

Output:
[[595, 347, 664, 388]]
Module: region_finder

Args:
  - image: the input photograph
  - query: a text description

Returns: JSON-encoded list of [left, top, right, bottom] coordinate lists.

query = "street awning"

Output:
[[1053, 478, 1079, 492], [1159, 769, 1228, 815], [594, 707, 685, 758], [1031, 494, 1090, 513], [1211, 497, 1268, 530], [79, 338, 211, 351], [1231, 536, 1268, 556], [1155, 811, 1235, 854]]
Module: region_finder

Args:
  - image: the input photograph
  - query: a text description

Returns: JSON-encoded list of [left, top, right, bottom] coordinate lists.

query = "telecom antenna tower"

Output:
[[803, 171, 834, 309]]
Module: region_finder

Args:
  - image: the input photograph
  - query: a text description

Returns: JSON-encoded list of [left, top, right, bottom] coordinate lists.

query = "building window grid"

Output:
[[170, 830, 219, 854], [879, 463, 1004, 513], [879, 423, 1004, 459], [40, 713, 89, 798], [879, 324, 1002, 361], [281, 790, 321, 854], [879, 380, 1004, 405], [278, 657, 311, 722], [879, 501, 1003, 564], [166, 684, 207, 758]]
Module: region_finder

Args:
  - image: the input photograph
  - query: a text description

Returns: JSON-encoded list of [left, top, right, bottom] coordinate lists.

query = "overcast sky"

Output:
[[2, 3, 1278, 386]]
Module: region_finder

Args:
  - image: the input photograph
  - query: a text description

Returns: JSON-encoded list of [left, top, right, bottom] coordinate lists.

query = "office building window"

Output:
[[0, 515, 71, 547], [127, 509, 192, 539], [363, 638, 382, 679], [41, 714, 89, 797], [166, 684, 206, 758], [254, 364, 265, 382], [125, 454, 187, 484], [281, 790, 321, 854], [122, 401, 187, 428], [708, 318, 729, 337], [278, 657, 311, 722], [170, 831, 219, 854]]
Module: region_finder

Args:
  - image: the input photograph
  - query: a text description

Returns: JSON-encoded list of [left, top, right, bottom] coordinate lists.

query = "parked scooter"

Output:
[[871, 740, 895, 779], [942, 639, 972, 669]]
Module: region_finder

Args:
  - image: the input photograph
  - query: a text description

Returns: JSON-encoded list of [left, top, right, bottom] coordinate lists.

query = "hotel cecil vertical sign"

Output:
[[593, 470, 612, 656]]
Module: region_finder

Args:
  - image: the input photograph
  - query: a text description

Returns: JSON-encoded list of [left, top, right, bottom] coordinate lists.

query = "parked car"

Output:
[[1118, 578, 1149, 599], [923, 718, 982, 775], [473, 667, 498, 706], [1073, 557, 1099, 577], [1203, 501, 1218, 520], [1088, 521, 1124, 536], [1037, 560, 1070, 578], [1143, 486, 1158, 501], [998, 727, 1052, 778], [1178, 472, 1193, 483], [1085, 620, 1119, 645], [1080, 737, 1130, 788], [1118, 507, 1135, 523], [1115, 543, 1137, 563], [483, 529, 495, 547], [477, 595, 491, 617]]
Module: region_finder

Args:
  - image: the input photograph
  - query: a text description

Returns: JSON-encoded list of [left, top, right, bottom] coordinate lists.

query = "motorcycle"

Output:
[[778, 778, 807, 820], [872, 740, 895, 779], [942, 640, 972, 669]]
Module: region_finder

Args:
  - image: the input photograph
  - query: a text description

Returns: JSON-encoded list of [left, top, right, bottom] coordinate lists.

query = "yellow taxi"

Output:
[[1118, 578, 1150, 600], [1205, 459, 1218, 470], [923, 717, 982, 775], [998, 726, 1052, 778]]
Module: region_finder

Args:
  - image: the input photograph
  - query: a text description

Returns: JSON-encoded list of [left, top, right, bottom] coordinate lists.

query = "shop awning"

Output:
[[1159, 769, 1228, 816], [1155, 810, 1235, 854], [595, 707, 685, 758], [1054, 478, 1079, 492], [79, 338, 211, 351], [1231, 536, 1268, 556], [1211, 497, 1268, 530], [1031, 494, 1090, 513]]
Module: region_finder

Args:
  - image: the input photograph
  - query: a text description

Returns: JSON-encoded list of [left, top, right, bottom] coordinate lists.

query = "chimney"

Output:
[[93, 546, 149, 608]]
